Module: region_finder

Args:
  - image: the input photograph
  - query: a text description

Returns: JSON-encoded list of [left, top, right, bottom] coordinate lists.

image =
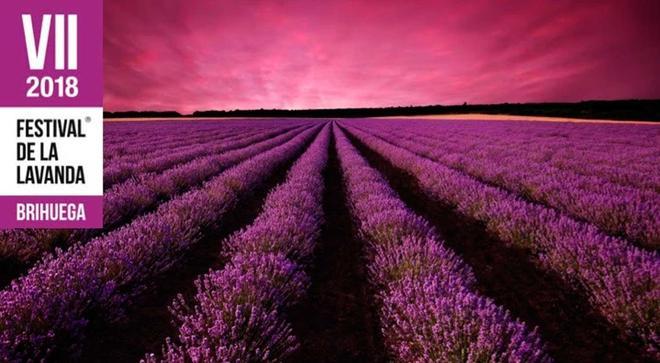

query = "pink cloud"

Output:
[[104, 0, 660, 114]]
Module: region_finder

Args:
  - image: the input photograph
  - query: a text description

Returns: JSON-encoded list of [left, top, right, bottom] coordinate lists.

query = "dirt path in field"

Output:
[[344, 130, 650, 363], [288, 132, 387, 363], [0, 231, 75, 289], [0, 258, 26, 287], [77, 139, 314, 363]]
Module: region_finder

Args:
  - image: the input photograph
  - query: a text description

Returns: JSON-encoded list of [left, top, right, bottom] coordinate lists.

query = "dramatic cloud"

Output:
[[104, 0, 660, 113]]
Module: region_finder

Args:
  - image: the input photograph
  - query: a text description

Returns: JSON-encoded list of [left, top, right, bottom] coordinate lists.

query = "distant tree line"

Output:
[[103, 111, 183, 118], [104, 99, 660, 121]]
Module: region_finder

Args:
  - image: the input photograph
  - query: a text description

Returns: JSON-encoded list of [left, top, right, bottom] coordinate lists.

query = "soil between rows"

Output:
[[0, 231, 72, 289], [343, 127, 650, 363], [76, 133, 317, 363], [0, 258, 26, 287], [288, 130, 387, 363]]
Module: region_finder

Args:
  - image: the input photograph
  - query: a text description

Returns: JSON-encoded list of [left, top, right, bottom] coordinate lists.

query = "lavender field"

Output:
[[0, 118, 658, 362]]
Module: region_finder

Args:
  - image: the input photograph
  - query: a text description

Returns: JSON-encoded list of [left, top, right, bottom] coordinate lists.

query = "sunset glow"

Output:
[[104, 0, 660, 113]]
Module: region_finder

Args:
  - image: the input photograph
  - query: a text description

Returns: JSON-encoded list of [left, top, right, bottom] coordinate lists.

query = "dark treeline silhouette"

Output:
[[104, 111, 183, 118], [104, 99, 660, 121]]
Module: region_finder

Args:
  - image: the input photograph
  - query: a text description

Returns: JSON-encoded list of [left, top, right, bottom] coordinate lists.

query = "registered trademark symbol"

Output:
[[85, 116, 92, 123]]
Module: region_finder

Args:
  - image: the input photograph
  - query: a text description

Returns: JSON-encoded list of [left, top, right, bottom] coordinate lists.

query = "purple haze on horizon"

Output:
[[104, 0, 660, 114]]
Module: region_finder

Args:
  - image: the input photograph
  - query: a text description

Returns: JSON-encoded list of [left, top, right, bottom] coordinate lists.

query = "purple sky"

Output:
[[104, 0, 660, 114]]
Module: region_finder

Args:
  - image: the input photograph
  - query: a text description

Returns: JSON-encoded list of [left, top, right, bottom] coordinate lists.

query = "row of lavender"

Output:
[[341, 122, 659, 357], [0, 124, 310, 268], [334, 125, 550, 362], [352, 120, 659, 248], [0, 125, 321, 361], [144, 125, 330, 362]]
